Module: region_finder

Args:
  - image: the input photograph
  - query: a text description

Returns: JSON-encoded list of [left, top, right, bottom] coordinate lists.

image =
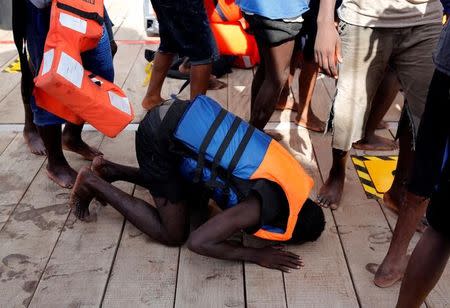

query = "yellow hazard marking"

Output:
[[365, 159, 398, 193], [351, 155, 398, 200], [2, 58, 21, 73], [142, 61, 153, 86]]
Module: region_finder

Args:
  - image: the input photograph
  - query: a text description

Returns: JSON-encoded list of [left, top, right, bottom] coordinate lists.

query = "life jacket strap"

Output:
[[213, 0, 228, 22], [228, 125, 255, 174], [207, 116, 242, 187], [194, 108, 228, 183], [56, 2, 104, 25]]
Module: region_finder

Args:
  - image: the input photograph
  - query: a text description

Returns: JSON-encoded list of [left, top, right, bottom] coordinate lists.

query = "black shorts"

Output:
[[135, 100, 189, 203], [243, 13, 303, 46], [295, 1, 319, 61], [150, 0, 217, 65]]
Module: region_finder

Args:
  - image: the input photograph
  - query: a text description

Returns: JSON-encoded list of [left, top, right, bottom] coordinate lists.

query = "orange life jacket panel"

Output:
[[33, 0, 133, 138], [204, 0, 260, 68]]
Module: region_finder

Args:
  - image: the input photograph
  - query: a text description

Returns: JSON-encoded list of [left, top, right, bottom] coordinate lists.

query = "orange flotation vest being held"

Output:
[[204, 0, 260, 68], [34, 0, 133, 138]]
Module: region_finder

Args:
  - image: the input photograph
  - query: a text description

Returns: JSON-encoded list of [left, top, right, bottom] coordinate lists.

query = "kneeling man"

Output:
[[70, 95, 325, 272]]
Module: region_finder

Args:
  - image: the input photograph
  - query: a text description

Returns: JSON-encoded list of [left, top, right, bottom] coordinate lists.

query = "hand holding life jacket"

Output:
[[33, 0, 133, 137], [204, 0, 260, 68]]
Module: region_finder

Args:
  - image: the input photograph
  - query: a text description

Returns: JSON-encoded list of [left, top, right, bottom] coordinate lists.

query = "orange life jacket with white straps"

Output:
[[34, 0, 133, 138], [204, 0, 260, 68]]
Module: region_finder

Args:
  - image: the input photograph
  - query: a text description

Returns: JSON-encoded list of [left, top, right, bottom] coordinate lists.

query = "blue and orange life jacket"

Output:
[[173, 96, 314, 241]]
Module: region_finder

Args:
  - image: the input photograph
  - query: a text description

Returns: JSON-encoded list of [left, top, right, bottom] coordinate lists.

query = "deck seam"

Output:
[[0, 132, 17, 156], [26, 208, 72, 307], [311, 137, 362, 308], [172, 247, 182, 308]]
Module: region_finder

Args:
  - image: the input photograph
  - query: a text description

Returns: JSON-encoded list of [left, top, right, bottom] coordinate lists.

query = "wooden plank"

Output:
[[111, 0, 145, 40], [28, 132, 134, 307], [243, 235, 287, 308], [227, 69, 253, 121], [0, 85, 24, 124], [0, 132, 102, 307], [174, 246, 245, 308], [0, 45, 17, 68], [0, 132, 17, 155], [311, 133, 406, 307], [113, 45, 143, 88], [0, 134, 46, 229], [275, 128, 359, 307], [102, 186, 179, 308]]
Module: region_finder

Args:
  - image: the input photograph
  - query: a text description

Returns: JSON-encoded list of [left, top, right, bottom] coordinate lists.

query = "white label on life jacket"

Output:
[[42, 49, 54, 75], [57, 52, 84, 88], [108, 91, 131, 115], [59, 12, 87, 34]]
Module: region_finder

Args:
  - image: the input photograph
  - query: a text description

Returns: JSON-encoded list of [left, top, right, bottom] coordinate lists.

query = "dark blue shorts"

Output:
[[25, 0, 115, 126], [150, 0, 217, 65]]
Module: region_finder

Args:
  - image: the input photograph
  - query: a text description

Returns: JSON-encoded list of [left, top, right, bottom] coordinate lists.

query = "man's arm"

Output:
[[315, 0, 342, 78], [187, 196, 303, 272]]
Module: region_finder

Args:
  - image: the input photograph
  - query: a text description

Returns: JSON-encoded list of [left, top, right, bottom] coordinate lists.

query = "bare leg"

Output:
[[38, 124, 77, 188], [295, 60, 325, 132], [142, 51, 175, 110], [190, 63, 212, 99], [383, 118, 412, 214], [396, 227, 450, 308], [91, 156, 147, 186], [374, 192, 428, 288], [62, 122, 102, 161], [250, 40, 295, 130], [276, 53, 299, 111], [317, 149, 347, 210], [21, 71, 45, 155], [353, 71, 400, 151], [70, 167, 189, 245]]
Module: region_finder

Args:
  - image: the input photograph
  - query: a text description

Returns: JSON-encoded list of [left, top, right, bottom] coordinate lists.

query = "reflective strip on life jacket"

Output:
[[174, 96, 314, 241], [33, 0, 133, 137]]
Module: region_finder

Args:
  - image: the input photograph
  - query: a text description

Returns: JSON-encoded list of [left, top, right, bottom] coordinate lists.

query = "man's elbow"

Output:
[[187, 232, 208, 255]]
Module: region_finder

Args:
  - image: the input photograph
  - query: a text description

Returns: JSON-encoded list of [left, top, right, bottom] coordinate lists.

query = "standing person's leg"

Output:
[[250, 40, 296, 130], [381, 24, 440, 214], [142, 0, 177, 110], [317, 23, 390, 209], [375, 68, 449, 287], [25, 0, 78, 188], [353, 67, 400, 151], [396, 227, 450, 308], [21, 63, 45, 155], [189, 63, 212, 99], [396, 169, 450, 307], [70, 167, 189, 245], [295, 59, 324, 132], [61, 23, 116, 161]]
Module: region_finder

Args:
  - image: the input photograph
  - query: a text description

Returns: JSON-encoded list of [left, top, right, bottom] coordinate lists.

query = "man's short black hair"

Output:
[[287, 198, 325, 244]]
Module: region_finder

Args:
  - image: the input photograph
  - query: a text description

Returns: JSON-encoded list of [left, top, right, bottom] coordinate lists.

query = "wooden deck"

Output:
[[0, 1, 449, 307]]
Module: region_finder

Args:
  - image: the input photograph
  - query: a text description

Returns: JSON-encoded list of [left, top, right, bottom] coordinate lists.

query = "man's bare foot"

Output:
[[62, 133, 102, 161], [142, 94, 163, 111], [295, 112, 325, 133], [69, 167, 96, 220], [46, 163, 78, 188], [374, 255, 410, 288], [353, 134, 398, 151], [23, 128, 46, 156], [91, 156, 119, 183], [317, 169, 345, 210]]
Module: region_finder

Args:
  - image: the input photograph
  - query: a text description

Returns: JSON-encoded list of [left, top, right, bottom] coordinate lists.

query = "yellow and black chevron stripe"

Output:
[[2, 58, 21, 73], [351, 155, 397, 200]]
